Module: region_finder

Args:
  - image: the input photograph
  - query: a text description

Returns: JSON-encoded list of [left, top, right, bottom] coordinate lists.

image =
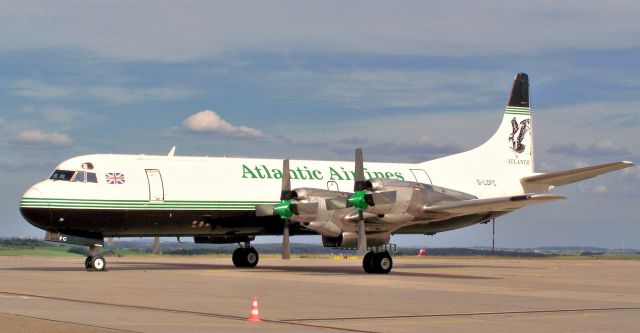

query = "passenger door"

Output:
[[145, 169, 165, 202]]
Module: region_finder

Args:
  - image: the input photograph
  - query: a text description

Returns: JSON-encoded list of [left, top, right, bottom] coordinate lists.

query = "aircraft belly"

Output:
[[24, 207, 314, 238]]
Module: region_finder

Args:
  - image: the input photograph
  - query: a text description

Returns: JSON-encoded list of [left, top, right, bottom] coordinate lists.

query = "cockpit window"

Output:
[[50, 170, 75, 181], [73, 171, 86, 182], [86, 172, 97, 183], [50, 170, 98, 183]]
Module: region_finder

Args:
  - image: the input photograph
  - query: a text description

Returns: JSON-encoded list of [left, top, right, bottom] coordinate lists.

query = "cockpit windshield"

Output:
[[50, 169, 98, 183], [50, 170, 75, 181]]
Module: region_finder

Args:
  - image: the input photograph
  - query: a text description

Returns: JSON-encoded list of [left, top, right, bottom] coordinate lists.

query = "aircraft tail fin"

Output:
[[467, 73, 534, 177]]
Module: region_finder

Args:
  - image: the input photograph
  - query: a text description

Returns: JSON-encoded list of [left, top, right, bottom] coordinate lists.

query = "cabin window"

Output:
[[86, 172, 98, 183], [73, 171, 86, 182], [50, 170, 75, 181]]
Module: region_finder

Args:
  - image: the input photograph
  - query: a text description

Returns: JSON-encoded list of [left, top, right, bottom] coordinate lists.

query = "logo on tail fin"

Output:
[[508, 117, 530, 154]]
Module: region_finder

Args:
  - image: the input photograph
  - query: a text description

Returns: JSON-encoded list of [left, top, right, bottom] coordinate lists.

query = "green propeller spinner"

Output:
[[274, 200, 294, 219]]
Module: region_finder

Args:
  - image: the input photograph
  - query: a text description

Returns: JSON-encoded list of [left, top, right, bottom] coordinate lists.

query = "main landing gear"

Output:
[[232, 242, 259, 268], [85, 245, 107, 271], [362, 250, 393, 274]]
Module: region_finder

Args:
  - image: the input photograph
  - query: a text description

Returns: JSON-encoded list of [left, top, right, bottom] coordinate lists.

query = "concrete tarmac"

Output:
[[1, 256, 639, 332]]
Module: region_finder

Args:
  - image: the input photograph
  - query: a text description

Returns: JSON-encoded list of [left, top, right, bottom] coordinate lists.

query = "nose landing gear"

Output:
[[85, 245, 107, 271]]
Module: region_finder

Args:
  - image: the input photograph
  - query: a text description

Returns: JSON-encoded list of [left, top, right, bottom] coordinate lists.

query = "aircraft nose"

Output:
[[23, 186, 44, 199], [20, 185, 52, 230]]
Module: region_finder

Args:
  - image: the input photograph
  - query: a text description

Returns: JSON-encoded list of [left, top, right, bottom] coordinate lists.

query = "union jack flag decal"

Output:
[[105, 173, 125, 184]]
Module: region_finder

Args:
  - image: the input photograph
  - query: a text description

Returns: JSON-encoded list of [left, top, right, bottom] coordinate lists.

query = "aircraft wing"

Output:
[[521, 161, 633, 187], [422, 193, 565, 216]]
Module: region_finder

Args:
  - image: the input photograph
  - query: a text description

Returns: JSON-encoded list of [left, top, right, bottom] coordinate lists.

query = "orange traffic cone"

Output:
[[248, 296, 261, 322]]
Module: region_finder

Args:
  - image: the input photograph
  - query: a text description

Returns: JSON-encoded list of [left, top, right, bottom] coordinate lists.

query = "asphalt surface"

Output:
[[1, 256, 639, 332]]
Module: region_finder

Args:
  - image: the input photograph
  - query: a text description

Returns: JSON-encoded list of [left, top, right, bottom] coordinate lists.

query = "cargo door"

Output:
[[410, 169, 432, 184], [145, 169, 165, 202]]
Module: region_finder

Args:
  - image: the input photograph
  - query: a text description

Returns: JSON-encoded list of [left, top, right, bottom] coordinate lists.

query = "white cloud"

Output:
[[0, 2, 638, 61], [86, 86, 195, 104], [0, 117, 6, 128], [7, 130, 72, 148], [9, 79, 72, 99], [183, 110, 263, 138]]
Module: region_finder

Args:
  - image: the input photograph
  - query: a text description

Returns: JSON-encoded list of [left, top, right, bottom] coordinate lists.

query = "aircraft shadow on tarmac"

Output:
[[2, 261, 499, 280]]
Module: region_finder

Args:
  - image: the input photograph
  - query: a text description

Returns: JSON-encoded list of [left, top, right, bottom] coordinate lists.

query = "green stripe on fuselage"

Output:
[[20, 197, 278, 210]]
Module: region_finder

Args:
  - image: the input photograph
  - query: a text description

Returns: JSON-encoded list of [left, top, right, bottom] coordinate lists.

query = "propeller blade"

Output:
[[152, 236, 160, 254], [356, 211, 367, 256], [282, 220, 291, 260], [281, 159, 291, 200], [354, 148, 365, 192], [279, 159, 293, 259]]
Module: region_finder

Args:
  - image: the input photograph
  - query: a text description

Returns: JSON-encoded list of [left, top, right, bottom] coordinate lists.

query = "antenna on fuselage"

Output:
[[168, 146, 176, 157]]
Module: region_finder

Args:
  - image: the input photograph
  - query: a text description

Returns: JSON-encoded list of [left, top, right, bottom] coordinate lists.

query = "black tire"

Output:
[[372, 252, 393, 274], [232, 248, 244, 267], [362, 252, 375, 273], [245, 247, 259, 268], [91, 255, 107, 271], [85, 256, 93, 270]]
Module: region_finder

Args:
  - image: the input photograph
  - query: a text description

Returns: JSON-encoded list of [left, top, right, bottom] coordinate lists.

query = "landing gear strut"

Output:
[[232, 242, 259, 268], [85, 245, 107, 271], [362, 250, 393, 274]]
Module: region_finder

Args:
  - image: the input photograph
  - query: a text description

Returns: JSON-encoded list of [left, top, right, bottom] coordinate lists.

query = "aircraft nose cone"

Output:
[[20, 186, 51, 230], [22, 186, 44, 200]]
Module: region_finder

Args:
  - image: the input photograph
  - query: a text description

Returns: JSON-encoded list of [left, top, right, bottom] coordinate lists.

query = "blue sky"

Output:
[[0, 1, 638, 248]]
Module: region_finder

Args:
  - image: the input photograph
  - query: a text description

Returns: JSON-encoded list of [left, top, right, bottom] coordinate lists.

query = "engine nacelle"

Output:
[[364, 178, 476, 216], [322, 231, 390, 249], [300, 220, 342, 237], [292, 187, 350, 201]]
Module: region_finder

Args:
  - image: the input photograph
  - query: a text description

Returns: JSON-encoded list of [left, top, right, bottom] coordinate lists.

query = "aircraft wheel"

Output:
[[84, 256, 93, 270], [91, 255, 107, 271], [232, 248, 244, 267], [372, 252, 393, 274], [362, 251, 375, 273], [245, 247, 259, 268]]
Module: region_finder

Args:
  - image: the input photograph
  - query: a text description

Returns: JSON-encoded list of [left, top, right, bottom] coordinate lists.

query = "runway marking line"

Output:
[[280, 306, 640, 322], [0, 312, 143, 333], [0, 290, 379, 333]]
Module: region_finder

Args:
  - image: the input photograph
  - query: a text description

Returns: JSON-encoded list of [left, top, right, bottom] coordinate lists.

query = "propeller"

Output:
[[347, 148, 368, 256], [273, 159, 293, 259]]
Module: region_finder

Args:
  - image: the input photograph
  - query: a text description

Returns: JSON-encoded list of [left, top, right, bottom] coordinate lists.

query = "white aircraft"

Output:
[[20, 73, 633, 273]]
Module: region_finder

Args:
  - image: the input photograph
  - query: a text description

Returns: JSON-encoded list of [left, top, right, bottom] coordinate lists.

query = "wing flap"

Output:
[[423, 193, 565, 216], [521, 161, 633, 187]]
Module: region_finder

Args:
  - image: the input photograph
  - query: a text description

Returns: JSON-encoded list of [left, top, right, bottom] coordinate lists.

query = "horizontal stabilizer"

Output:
[[521, 161, 634, 187], [423, 194, 565, 216]]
